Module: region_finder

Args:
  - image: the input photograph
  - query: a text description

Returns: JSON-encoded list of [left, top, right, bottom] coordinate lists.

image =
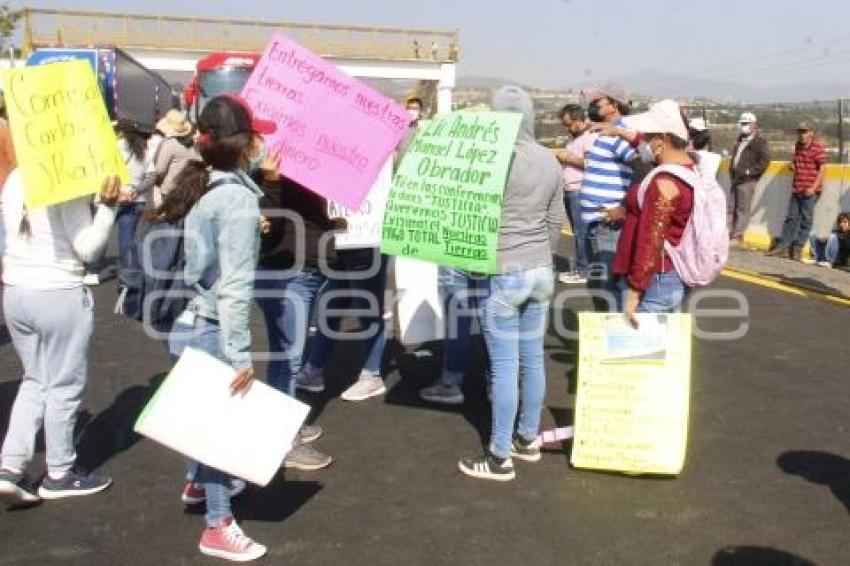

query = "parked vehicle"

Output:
[[26, 46, 179, 132], [183, 52, 260, 121]]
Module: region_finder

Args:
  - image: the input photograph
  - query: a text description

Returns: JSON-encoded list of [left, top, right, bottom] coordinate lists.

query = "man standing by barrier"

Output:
[[578, 85, 639, 309], [554, 104, 596, 284], [729, 112, 771, 245], [767, 121, 827, 260]]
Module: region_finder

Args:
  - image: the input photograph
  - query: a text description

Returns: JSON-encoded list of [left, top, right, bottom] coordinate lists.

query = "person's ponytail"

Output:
[[144, 160, 210, 223]]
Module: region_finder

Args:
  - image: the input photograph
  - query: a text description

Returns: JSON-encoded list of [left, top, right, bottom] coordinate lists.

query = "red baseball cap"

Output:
[[197, 95, 277, 140]]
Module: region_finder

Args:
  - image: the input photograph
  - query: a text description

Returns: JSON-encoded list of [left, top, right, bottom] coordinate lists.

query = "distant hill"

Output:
[[457, 75, 529, 89], [588, 68, 850, 104], [460, 70, 850, 103]]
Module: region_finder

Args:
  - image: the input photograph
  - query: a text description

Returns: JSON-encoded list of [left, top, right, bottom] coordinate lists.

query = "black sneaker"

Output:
[[38, 469, 112, 500], [511, 435, 542, 463], [0, 468, 41, 507], [458, 452, 515, 481]]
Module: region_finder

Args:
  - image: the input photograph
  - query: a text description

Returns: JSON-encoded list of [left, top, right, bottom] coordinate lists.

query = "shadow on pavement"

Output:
[[75, 372, 167, 473], [762, 272, 847, 298], [235, 477, 322, 523], [0, 378, 21, 441], [183, 475, 323, 524], [298, 336, 413, 423], [383, 337, 492, 447], [712, 545, 815, 565], [547, 304, 578, 395], [0, 323, 10, 348], [777, 450, 850, 513]]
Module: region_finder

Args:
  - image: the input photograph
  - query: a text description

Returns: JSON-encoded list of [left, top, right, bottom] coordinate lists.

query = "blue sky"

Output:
[[27, 0, 850, 90]]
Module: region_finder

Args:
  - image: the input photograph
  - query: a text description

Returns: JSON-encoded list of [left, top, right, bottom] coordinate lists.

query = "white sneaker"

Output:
[[295, 366, 325, 393], [340, 375, 386, 402], [558, 271, 588, 285], [801, 258, 817, 265], [83, 274, 100, 286], [818, 261, 833, 268]]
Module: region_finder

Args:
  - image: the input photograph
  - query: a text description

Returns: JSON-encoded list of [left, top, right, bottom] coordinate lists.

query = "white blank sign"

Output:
[[135, 347, 310, 486]]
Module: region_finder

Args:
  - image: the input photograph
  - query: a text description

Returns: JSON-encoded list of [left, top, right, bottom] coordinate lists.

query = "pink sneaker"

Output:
[[199, 516, 267, 561], [182, 479, 247, 505]]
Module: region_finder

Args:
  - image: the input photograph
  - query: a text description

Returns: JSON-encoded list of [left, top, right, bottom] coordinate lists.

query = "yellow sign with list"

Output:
[[571, 313, 692, 475], [2, 59, 129, 208]]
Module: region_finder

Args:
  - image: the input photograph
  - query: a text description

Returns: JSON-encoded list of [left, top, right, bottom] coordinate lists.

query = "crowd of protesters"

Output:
[[0, 70, 848, 561]]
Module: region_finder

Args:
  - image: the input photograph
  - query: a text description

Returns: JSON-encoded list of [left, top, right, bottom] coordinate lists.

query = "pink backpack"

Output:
[[637, 164, 729, 287]]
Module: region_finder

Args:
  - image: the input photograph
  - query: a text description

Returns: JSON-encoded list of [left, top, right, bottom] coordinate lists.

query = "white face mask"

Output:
[[637, 141, 656, 164], [739, 123, 753, 136], [407, 109, 421, 121], [652, 142, 664, 160]]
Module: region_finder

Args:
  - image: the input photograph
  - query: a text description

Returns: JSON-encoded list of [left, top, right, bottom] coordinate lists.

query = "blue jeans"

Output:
[[439, 267, 488, 387], [778, 193, 819, 248], [809, 233, 839, 264], [563, 191, 589, 275], [116, 202, 145, 270], [168, 317, 232, 526], [480, 265, 554, 459], [586, 222, 622, 312], [255, 268, 326, 396], [307, 249, 388, 376], [636, 270, 686, 313]]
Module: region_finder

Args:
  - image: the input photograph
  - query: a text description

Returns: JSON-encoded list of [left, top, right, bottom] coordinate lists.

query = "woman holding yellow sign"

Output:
[[0, 171, 120, 506]]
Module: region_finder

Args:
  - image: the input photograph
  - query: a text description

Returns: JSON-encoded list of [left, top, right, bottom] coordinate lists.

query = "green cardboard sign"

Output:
[[381, 111, 522, 274]]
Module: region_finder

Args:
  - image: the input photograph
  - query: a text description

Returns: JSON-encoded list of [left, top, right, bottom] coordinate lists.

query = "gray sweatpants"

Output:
[[1, 285, 94, 475], [728, 180, 757, 240]]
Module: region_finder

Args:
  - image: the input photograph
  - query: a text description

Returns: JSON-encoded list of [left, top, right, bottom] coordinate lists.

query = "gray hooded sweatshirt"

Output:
[[491, 86, 565, 273]]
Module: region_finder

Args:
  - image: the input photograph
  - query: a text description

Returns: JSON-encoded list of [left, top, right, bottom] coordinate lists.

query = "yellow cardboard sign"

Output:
[[2, 60, 128, 208], [571, 313, 692, 475]]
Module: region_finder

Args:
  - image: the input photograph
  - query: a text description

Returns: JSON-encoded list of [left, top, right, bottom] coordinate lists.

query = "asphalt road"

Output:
[[0, 267, 847, 566]]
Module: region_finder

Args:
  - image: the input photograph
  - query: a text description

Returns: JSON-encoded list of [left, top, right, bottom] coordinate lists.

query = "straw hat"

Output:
[[156, 109, 193, 137]]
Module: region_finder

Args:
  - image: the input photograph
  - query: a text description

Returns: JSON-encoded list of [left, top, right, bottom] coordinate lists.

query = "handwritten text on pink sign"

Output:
[[241, 34, 410, 209]]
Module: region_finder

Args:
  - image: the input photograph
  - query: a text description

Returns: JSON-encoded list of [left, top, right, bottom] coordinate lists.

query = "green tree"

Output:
[[0, 2, 21, 53]]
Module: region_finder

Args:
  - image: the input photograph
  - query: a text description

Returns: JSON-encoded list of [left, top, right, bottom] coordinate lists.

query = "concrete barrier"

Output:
[[719, 160, 850, 250]]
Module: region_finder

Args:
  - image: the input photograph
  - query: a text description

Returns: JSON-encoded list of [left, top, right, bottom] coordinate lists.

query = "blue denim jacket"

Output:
[[184, 169, 262, 369]]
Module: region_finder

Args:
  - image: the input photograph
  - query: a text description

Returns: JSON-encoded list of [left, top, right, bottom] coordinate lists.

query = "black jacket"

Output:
[[731, 133, 771, 184], [258, 177, 337, 272]]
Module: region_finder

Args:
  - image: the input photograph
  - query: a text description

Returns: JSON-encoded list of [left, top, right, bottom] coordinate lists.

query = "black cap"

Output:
[[197, 95, 276, 141]]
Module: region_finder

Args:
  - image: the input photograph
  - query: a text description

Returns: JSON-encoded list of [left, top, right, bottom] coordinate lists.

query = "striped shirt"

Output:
[[579, 118, 638, 223], [792, 139, 827, 193]]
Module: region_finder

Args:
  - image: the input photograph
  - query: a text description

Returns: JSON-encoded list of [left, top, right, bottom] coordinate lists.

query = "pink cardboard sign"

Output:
[[241, 34, 411, 209]]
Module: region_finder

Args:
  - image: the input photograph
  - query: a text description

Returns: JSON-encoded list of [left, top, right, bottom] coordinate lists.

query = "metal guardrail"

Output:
[[22, 7, 460, 62]]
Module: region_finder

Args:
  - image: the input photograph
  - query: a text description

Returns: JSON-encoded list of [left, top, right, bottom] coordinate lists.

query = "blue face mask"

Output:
[[248, 143, 267, 174]]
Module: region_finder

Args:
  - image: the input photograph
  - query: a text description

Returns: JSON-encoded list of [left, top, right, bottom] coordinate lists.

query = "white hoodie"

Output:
[[2, 169, 116, 289]]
